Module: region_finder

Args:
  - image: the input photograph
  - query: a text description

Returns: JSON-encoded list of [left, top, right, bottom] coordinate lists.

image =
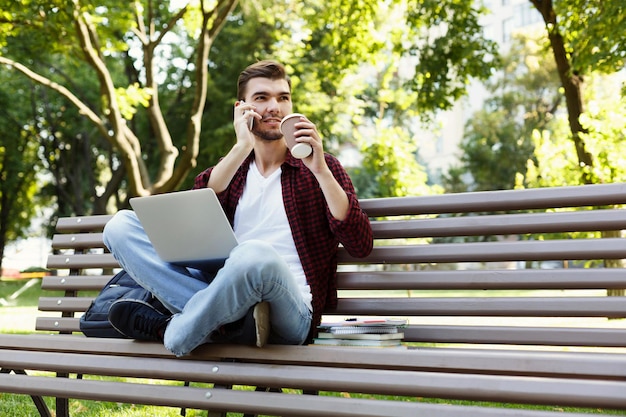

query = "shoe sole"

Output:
[[253, 301, 270, 348]]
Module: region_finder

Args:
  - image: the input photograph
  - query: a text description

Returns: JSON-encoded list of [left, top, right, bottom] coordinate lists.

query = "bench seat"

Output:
[[1, 182, 626, 416]]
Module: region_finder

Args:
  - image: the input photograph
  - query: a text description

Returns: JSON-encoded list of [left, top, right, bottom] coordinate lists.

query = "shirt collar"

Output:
[[282, 151, 304, 169], [246, 150, 303, 170]]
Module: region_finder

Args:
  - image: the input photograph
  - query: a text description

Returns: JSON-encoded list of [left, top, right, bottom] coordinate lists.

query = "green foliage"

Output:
[[443, 33, 562, 192], [525, 73, 626, 188], [554, 0, 626, 75], [0, 1, 76, 57], [0, 70, 50, 271], [529, 0, 626, 183], [403, 0, 500, 115], [350, 122, 434, 198], [114, 84, 153, 120], [458, 106, 536, 191], [577, 80, 626, 184], [0, 135, 40, 241], [0, 0, 501, 211]]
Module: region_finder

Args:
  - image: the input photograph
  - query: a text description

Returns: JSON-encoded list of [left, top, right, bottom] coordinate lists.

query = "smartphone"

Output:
[[239, 101, 254, 130]]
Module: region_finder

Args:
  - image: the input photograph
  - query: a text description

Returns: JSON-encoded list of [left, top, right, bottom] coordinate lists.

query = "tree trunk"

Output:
[[529, 0, 593, 184]]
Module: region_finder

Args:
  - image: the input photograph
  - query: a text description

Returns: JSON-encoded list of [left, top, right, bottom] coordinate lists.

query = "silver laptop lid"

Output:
[[129, 188, 238, 269]]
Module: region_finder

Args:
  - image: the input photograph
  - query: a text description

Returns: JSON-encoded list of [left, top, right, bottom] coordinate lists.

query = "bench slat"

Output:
[[47, 238, 626, 270], [337, 269, 626, 290], [54, 215, 113, 232], [35, 317, 82, 333], [51, 210, 626, 244], [51, 233, 106, 250], [40, 270, 626, 293], [339, 238, 626, 264], [38, 294, 626, 317], [38, 297, 92, 312], [47, 253, 119, 269], [38, 269, 626, 294], [372, 209, 626, 238], [0, 373, 427, 417], [38, 296, 626, 318], [34, 317, 626, 348], [41, 276, 113, 291], [402, 325, 626, 347], [332, 297, 626, 317], [359, 182, 626, 216]]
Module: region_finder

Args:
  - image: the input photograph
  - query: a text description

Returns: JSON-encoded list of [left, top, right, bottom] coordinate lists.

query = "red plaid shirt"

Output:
[[193, 152, 373, 332]]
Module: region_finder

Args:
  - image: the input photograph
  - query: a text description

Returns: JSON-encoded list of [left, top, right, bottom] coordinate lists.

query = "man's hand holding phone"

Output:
[[232, 100, 257, 155], [237, 100, 255, 131], [246, 108, 254, 130]]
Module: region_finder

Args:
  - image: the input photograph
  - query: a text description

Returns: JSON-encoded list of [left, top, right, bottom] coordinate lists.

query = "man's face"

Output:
[[243, 77, 293, 141]]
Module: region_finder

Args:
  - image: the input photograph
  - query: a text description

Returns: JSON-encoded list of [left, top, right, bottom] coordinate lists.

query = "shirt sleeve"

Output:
[[192, 167, 211, 190], [325, 155, 373, 259]]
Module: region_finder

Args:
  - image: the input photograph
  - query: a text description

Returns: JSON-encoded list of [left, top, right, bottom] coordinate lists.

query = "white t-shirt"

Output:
[[233, 161, 312, 310]]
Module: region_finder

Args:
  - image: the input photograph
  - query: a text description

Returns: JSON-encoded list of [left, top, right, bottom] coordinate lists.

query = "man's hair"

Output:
[[237, 60, 291, 100]]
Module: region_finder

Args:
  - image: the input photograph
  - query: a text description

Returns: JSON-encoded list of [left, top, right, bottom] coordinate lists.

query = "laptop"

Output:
[[129, 188, 238, 269]]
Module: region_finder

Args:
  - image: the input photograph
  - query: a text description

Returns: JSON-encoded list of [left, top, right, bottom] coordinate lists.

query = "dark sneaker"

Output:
[[108, 299, 170, 341], [253, 301, 270, 348], [213, 307, 257, 345]]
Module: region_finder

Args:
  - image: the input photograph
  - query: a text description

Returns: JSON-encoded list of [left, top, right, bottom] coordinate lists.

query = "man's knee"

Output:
[[103, 210, 136, 247], [230, 240, 287, 277]]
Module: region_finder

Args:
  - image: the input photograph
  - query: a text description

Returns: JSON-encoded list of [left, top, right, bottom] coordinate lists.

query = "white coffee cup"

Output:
[[280, 113, 313, 159]]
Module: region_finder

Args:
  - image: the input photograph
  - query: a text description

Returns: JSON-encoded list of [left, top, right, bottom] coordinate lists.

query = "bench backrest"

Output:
[[39, 182, 626, 350]]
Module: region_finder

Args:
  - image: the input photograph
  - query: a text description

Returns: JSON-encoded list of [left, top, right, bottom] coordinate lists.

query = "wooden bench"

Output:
[[2, 182, 626, 417]]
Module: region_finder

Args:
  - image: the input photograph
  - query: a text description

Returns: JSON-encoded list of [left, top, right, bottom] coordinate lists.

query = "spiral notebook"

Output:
[[318, 318, 408, 335], [317, 331, 404, 340], [328, 326, 400, 335]]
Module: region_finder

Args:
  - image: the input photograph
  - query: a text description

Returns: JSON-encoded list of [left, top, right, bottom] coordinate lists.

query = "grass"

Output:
[[1, 280, 626, 416], [0, 279, 45, 334]]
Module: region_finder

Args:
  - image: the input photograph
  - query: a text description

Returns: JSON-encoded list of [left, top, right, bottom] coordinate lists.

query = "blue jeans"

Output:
[[102, 210, 312, 356]]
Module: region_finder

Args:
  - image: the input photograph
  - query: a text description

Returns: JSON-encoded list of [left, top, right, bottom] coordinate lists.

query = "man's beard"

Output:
[[252, 124, 283, 142]]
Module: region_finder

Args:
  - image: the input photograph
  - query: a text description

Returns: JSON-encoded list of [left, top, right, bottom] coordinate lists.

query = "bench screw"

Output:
[[205, 391, 212, 399], [212, 366, 219, 373]]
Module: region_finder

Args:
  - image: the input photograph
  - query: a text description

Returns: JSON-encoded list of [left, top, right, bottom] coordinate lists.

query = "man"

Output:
[[103, 60, 373, 357]]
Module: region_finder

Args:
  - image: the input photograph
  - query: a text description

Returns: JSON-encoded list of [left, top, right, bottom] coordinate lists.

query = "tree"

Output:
[[345, 0, 499, 197], [0, 74, 48, 273], [443, 33, 562, 191], [346, 59, 435, 198], [403, 0, 500, 115], [0, 0, 499, 214], [0, 0, 239, 203], [529, 0, 626, 294], [529, 0, 626, 184]]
